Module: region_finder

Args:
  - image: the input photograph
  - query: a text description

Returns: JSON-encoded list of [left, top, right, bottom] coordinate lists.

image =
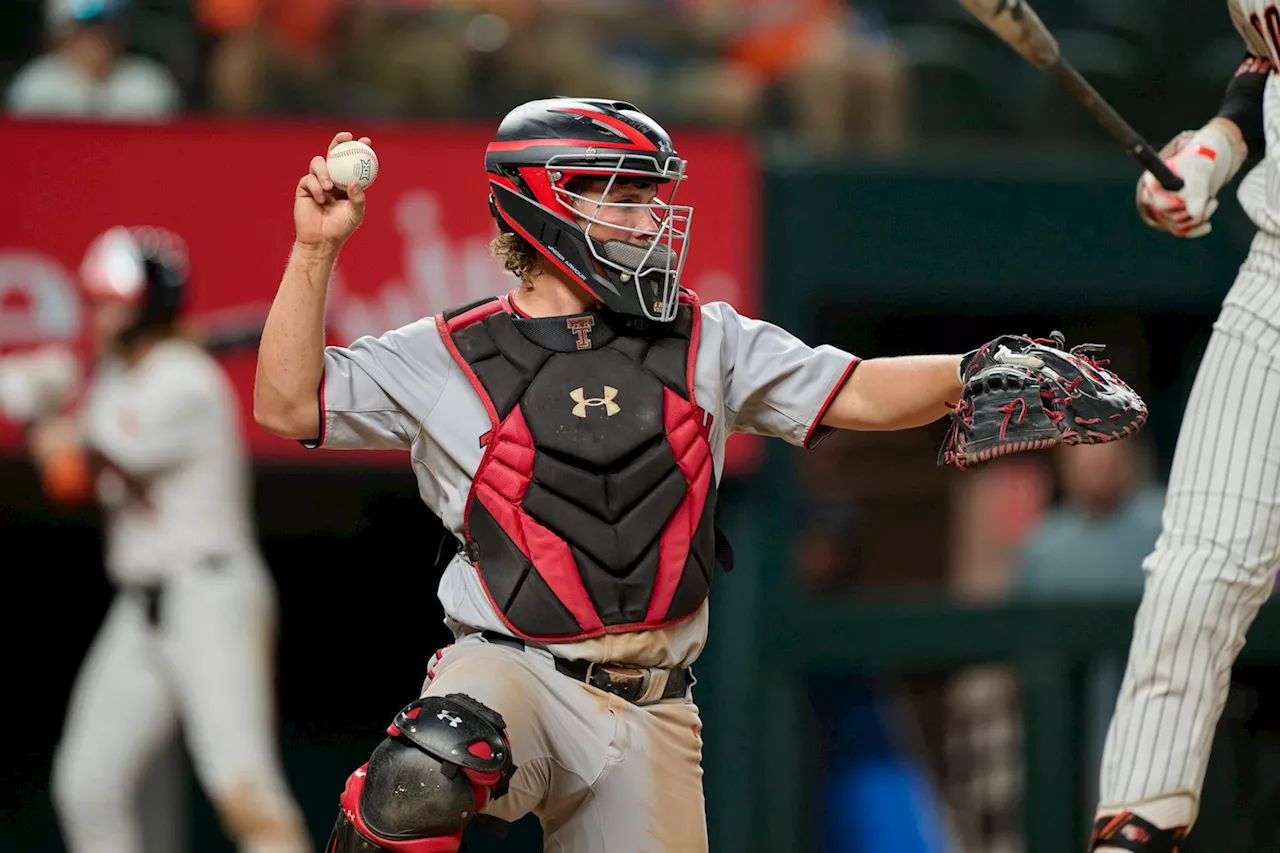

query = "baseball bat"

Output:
[[199, 323, 264, 353], [955, 0, 1184, 192]]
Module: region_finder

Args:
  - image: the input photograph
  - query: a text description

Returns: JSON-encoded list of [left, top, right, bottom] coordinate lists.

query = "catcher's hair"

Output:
[[490, 232, 542, 286]]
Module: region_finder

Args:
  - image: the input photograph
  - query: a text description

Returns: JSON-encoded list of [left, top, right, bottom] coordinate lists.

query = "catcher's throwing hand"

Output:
[[1137, 119, 1245, 239], [938, 332, 1148, 470], [295, 132, 370, 251]]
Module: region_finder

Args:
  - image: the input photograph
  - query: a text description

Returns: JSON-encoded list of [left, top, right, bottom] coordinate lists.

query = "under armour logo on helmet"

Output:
[[437, 710, 463, 727], [570, 386, 620, 418]]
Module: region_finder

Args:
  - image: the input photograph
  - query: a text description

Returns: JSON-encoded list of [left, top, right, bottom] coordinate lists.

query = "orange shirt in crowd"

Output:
[[199, 0, 538, 54], [681, 0, 846, 80], [198, 0, 346, 58]]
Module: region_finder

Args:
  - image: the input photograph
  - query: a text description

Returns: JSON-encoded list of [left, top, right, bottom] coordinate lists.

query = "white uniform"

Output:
[[1097, 0, 1280, 825], [49, 339, 309, 853]]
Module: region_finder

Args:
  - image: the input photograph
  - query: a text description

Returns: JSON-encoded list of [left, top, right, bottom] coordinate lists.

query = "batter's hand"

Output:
[[1136, 120, 1244, 239], [294, 132, 370, 250], [0, 345, 80, 425]]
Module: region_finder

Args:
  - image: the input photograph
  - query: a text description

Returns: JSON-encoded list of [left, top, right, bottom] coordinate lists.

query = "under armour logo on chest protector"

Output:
[[570, 386, 620, 418]]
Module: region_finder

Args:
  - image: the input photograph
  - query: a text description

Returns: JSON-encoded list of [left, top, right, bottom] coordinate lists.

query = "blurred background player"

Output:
[[0, 226, 310, 853], [1089, 3, 1280, 850]]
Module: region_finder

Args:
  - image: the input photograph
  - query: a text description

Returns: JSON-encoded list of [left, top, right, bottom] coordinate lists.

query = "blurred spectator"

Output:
[[199, 0, 502, 117], [6, 0, 182, 119], [198, 0, 339, 114], [1010, 439, 1164, 602], [487, 0, 764, 131], [190, 0, 907, 149], [683, 0, 909, 153], [503, 0, 909, 149]]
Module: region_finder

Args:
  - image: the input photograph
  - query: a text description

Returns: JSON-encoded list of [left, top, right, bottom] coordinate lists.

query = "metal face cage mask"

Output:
[[547, 152, 692, 323]]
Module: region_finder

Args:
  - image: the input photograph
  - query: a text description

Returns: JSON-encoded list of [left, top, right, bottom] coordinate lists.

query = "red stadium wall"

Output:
[[0, 118, 762, 473]]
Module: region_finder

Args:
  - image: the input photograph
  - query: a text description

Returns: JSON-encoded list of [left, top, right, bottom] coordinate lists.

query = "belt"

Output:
[[119, 583, 166, 627], [479, 631, 692, 705]]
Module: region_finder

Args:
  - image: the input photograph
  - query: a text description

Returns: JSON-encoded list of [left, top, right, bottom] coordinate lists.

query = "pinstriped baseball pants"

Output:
[[1098, 238, 1280, 814]]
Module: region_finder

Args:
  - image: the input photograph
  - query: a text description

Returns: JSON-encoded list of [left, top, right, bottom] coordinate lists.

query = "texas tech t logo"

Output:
[[566, 315, 594, 350], [570, 386, 620, 418]]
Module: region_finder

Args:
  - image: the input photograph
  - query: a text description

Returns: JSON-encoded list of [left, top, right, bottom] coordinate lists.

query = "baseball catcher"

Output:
[[254, 99, 1149, 853]]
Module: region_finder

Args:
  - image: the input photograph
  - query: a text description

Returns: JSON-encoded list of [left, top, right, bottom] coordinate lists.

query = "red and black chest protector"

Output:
[[437, 291, 717, 642]]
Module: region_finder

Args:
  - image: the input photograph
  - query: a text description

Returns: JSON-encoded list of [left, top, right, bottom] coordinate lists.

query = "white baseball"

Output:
[[326, 140, 379, 192]]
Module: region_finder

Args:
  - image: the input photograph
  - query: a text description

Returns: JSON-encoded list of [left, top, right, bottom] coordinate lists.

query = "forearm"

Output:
[[1216, 55, 1270, 157], [254, 242, 335, 438], [821, 355, 962, 431], [28, 416, 93, 505]]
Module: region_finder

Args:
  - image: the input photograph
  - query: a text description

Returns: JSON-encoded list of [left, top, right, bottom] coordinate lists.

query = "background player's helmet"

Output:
[[485, 97, 693, 322], [79, 226, 188, 343], [46, 0, 130, 36]]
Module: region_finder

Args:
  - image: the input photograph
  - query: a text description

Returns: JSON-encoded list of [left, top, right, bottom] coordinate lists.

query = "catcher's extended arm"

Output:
[[938, 332, 1148, 470]]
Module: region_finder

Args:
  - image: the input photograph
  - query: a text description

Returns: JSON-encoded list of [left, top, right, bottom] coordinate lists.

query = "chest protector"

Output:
[[438, 292, 717, 642]]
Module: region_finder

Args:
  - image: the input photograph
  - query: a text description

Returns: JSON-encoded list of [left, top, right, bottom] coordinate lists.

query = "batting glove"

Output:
[[1136, 119, 1246, 239], [0, 345, 81, 425]]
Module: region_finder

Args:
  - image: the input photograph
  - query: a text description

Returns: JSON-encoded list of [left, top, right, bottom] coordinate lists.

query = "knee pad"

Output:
[[326, 693, 516, 853]]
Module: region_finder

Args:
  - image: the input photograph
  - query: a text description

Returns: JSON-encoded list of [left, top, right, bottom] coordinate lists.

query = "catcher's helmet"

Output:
[[79, 226, 188, 343], [485, 97, 692, 322]]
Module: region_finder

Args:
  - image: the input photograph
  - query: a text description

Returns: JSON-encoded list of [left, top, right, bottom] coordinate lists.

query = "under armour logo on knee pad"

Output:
[[437, 710, 463, 727]]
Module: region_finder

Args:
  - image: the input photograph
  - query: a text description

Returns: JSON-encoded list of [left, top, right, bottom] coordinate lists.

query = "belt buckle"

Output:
[[586, 663, 648, 704]]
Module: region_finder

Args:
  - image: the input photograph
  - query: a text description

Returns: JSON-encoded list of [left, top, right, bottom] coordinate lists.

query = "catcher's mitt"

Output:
[[938, 331, 1148, 470]]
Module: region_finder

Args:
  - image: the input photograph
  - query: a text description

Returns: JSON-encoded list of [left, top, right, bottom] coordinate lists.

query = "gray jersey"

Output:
[[312, 298, 857, 667], [83, 339, 259, 585]]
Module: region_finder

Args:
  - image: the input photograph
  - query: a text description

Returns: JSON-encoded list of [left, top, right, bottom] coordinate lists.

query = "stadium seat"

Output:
[[1182, 36, 1253, 126], [1014, 29, 1150, 144], [1079, 0, 1171, 52], [890, 24, 1019, 139]]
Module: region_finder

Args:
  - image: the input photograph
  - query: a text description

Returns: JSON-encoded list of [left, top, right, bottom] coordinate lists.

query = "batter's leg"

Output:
[[1094, 312, 1280, 850], [163, 555, 310, 853], [52, 591, 181, 853]]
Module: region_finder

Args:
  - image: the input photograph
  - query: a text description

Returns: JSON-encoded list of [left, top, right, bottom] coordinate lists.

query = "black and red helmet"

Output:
[[79, 225, 188, 343], [485, 98, 693, 322]]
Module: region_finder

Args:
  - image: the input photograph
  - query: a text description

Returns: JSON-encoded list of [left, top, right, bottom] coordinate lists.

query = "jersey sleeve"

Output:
[[1231, 0, 1272, 60], [702, 301, 858, 449], [310, 317, 454, 451], [87, 353, 223, 477]]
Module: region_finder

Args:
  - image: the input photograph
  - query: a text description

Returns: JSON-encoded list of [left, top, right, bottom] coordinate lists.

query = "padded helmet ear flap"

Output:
[[489, 195, 515, 235]]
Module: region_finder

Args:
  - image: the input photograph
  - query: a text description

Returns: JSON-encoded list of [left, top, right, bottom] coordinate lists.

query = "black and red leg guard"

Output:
[[325, 694, 516, 853], [1090, 812, 1188, 853]]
